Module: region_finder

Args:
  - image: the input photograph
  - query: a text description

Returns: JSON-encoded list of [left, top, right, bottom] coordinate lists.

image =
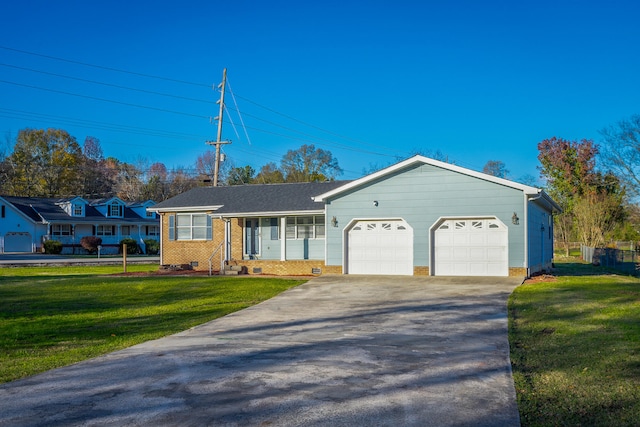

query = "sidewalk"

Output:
[[0, 253, 159, 267]]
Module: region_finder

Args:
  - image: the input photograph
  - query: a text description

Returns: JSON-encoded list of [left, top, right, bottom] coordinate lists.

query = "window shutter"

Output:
[[168, 215, 175, 240], [206, 215, 212, 240], [270, 218, 279, 240]]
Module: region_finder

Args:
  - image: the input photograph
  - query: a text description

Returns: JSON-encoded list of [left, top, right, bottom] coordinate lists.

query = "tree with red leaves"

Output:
[[537, 137, 599, 207], [537, 137, 599, 254]]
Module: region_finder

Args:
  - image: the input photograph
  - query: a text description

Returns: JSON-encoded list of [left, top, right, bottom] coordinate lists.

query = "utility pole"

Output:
[[206, 68, 231, 186]]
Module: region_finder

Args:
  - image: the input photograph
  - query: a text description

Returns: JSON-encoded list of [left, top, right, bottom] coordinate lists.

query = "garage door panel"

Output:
[[453, 247, 468, 258], [468, 248, 487, 261], [348, 220, 413, 275], [434, 218, 508, 277], [453, 234, 469, 245], [4, 232, 32, 253], [468, 234, 487, 246], [487, 232, 507, 245]]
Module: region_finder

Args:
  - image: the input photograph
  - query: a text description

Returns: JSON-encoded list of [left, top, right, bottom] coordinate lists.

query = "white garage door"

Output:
[[348, 220, 413, 275], [434, 218, 508, 276], [4, 232, 33, 253]]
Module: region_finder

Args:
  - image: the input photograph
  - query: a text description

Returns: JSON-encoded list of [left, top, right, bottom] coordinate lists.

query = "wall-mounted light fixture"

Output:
[[373, 200, 378, 207], [512, 212, 519, 225], [331, 216, 338, 227]]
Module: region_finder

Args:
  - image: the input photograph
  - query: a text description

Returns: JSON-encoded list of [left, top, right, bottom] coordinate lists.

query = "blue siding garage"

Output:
[[314, 156, 560, 277]]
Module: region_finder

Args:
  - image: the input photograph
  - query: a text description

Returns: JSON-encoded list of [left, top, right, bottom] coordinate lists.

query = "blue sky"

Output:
[[1, 0, 639, 183]]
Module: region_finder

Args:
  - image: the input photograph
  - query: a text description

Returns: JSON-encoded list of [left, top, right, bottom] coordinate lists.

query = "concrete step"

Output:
[[223, 269, 240, 275]]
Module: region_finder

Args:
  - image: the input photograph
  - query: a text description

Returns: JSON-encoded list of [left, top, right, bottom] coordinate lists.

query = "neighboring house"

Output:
[[149, 155, 561, 277], [0, 196, 160, 254]]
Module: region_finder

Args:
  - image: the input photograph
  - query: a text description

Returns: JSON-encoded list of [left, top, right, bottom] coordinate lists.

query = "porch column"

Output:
[[280, 217, 287, 261]]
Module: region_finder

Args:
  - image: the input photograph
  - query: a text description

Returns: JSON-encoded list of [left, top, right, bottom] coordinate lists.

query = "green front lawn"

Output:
[[0, 265, 306, 383], [509, 261, 640, 426]]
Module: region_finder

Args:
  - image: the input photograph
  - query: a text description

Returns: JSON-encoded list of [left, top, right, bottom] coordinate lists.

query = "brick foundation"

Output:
[[239, 259, 325, 276], [508, 267, 527, 277], [413, 266, 430, 276]]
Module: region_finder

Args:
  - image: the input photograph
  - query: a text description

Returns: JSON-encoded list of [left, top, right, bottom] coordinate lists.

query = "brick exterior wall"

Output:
[[508, 267, 527, 277], [323, 265, 343, 274], [160, 214, 228, 271], [239, 260, 324, 276], [413, 266, 430, 276]]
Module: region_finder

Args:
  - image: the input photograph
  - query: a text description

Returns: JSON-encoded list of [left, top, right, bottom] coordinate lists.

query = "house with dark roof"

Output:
[[150, 155, 561, 277], [0, 196, 160, 254]]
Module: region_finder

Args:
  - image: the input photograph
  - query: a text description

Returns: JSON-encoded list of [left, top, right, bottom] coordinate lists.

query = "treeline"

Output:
[[537, 114, 640, 249], [0, 128, 343, 202]]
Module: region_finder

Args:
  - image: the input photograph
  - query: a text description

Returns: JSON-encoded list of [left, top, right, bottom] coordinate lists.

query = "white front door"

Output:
[[434, 218, 508, 276], [348, 220, 413, 275]]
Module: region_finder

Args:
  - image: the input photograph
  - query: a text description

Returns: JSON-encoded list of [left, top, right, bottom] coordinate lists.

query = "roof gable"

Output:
[[313, 155, 544, 202], [89, 197, 125, 207]]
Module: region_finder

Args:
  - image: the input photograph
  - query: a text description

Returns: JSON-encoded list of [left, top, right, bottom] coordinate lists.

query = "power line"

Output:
[[0, 45, 210, 87], [0, 108, 208, 140], [0, 45, 428, 173], [0, 63, 216, 104], [1, 45, 390, 154], [0, 79, 210, 119]]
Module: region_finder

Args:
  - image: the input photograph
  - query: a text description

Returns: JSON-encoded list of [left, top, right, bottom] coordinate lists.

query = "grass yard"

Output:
[[0, 265, 306, 383], [509, 261, 640, 426]]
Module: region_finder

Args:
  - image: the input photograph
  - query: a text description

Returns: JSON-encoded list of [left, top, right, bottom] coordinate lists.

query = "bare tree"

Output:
[[599, 114, 640, 197], [254, 162, 285, 184], [482, 160, 509, 178], [281, 144, 342, 182], [573, 190, 624, 247]]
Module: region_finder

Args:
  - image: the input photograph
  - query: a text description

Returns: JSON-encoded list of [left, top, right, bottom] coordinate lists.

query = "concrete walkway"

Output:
[[0, 253, 159, 267], [0, 275, 522, 426]]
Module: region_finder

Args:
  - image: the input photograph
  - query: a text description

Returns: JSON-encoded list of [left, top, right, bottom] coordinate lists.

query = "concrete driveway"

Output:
[[0, 275, 522, 427]]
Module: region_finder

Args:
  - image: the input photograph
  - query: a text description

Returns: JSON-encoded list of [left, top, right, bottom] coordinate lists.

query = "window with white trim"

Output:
[[72, 204, 84, 217], [285, 216, 325, 239], [108, 202, 124, 218], [175, 213, 212, 240], [52, 224, 71, 236], [97, 225, 115, 236]]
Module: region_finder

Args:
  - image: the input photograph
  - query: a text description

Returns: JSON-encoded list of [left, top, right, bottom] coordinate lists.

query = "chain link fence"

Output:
[[581, 244, 639, 276]]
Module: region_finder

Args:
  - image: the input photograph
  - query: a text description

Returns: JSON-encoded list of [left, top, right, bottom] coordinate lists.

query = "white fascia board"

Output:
[[313, 155, 542, 201], [529, 191, 563, 213], [214, 210, 326, 218], [147, 205, 224, 213]]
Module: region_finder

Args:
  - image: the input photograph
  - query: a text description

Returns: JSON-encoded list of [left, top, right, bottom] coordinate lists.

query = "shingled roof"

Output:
[[150, 181, 351, 215], [1, 196, 158, 224]]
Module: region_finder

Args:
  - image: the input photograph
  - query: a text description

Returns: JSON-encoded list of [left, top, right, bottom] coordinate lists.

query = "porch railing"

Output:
[[208, 242, 224, 276]]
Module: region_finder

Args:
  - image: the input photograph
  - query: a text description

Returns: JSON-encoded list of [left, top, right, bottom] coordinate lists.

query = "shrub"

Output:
[[80, 236, 102, 254], [43, 240, 62, 254], [119, 238, 138, 255], [144, 239, 159, 255]]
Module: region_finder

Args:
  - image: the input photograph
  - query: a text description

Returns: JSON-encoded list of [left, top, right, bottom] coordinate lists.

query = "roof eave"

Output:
[[148, 205, 224, 213]]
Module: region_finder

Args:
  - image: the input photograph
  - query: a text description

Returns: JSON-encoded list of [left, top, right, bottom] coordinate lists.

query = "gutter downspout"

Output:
[[159, 214, 164, 265], [224, 218, 231, 263]]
